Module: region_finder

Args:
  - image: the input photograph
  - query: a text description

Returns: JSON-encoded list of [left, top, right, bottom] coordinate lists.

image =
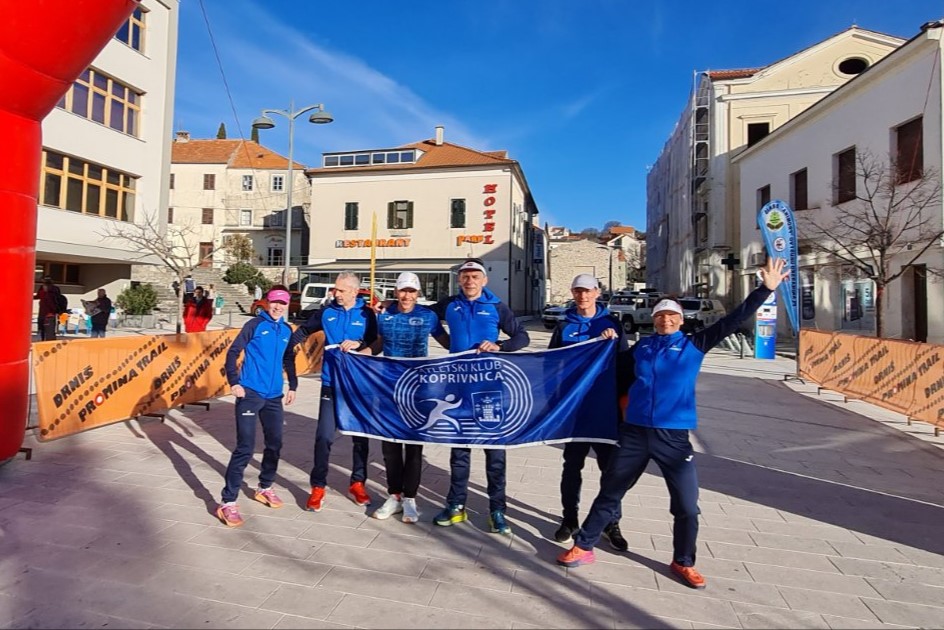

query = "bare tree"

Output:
[[100, 213, 211, 333], [799, 150, 942, 338]]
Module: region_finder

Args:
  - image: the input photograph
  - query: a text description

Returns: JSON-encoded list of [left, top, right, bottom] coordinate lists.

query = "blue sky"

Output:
[[174, 0, 935, 232]]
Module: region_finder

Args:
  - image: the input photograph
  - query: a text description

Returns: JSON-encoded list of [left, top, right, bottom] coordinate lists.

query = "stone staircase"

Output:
[[147, 267, 254, 319]]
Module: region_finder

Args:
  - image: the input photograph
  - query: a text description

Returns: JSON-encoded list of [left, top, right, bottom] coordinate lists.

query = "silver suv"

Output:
[[679, 297, 726, 332], [608, 292, 665, 334]]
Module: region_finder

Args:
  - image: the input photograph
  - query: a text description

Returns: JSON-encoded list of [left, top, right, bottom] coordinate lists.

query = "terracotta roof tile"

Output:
[[608, 226, 638, 235], [706, 67, 763, 80], [171, 139, 303, 170], [307, 139, 514, 176]]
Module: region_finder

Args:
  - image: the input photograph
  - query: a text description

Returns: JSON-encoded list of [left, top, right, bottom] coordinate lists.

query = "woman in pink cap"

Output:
[[216, 285, 298, 527]]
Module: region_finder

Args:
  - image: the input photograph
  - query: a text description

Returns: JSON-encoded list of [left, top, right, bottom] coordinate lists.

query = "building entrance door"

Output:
[[199, 242, 213, 267]]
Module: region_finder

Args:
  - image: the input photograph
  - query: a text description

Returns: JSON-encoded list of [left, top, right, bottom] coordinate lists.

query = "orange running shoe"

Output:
[[306, 486, 326, 512], [556, 545, 595, 568], [670, 562, 706, 589], [348, 481, 371, 506]]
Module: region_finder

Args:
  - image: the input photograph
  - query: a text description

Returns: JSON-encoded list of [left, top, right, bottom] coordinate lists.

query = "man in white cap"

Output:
[[558, 257, 790, 591], [428, 257, 530, 535], [548, 273, 631, 551], [363, 272, 451, 524]]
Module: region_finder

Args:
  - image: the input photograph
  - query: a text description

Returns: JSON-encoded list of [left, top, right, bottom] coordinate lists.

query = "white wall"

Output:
[[737, 31, 944, 342]]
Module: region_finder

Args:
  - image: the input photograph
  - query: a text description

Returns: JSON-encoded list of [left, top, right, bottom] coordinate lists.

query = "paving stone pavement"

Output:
[[2, 322, 943, 629]]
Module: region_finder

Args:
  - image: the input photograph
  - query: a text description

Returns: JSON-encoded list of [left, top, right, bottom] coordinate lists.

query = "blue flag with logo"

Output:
[[758, 199, 800, 334], [324, 339, 619, 448]]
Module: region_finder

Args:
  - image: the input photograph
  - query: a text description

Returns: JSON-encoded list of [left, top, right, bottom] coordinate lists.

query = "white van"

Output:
[[299, 283, 334, 314], [679, 297, 726, 332]]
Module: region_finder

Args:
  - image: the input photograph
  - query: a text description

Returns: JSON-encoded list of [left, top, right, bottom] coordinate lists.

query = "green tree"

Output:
[[251, 126, 260, 144], [216, 122, 227, 139], [223, 261, 271, 293], [223, 233, 254, 263], [115, 283, 158, 315]]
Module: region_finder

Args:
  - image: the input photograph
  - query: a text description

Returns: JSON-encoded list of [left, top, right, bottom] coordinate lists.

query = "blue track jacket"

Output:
[[548, 304, 632, 393], [291, 298, 378, 387], [624, 287, 772, 430], [431, 287, 529, 353], [225, 311, 297, 398]]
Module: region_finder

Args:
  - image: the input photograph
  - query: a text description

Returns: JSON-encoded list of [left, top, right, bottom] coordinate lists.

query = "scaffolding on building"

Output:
[[690, 70, 712, 296]]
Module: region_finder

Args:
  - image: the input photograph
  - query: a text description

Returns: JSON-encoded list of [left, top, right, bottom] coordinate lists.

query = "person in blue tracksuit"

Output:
[[548, 273, 631, 551], [429, 258, 530, 535], [365, 272, 451, 524], [558, 258, 790, 590], [216, 287, 297, 527], [290, 272, 378, 513]]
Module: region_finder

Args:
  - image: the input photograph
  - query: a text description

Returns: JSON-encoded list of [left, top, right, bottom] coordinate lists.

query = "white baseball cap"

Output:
[[457, 259, 487, 275], [652, 299, 684, 316], [571, 273, 599, 290], [396, 272, 421, 291]]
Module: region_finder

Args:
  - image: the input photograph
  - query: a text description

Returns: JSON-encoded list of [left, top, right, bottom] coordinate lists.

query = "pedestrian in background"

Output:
[[34, 277, 62, 341], [365, 272, 450, 524], [183, 286, 213, 332], [89, 288, 112, 338], [557, 258, 789, 591], [428, 258, 530, 536], [548, 273, 630, 551], [216, 287, 297, 527], [183, 274, 196, 301]]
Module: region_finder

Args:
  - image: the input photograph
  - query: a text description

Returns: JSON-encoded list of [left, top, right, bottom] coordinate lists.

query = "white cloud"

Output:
[[175, 1, 487, 157]]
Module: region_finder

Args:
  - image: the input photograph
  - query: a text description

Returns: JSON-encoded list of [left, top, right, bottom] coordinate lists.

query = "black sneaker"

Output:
[[553, 519, 578, 543], [602, 522, 628, 552]]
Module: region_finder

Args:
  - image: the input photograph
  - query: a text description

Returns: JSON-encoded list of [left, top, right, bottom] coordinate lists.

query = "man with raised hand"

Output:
[[291, 272, 378, 512], [428, 258, 529, 536], [557, 258, 789, 591]]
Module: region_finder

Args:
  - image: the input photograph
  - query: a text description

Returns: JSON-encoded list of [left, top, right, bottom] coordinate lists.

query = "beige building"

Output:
[[604, 225, 645, 286], [546, 239, 625, 305], [735, 20, 943, 343], [303, 127, 542, 314], [168, 134, 311, 283], [646, 26, 903, 306], [36, 0, 178, 306]]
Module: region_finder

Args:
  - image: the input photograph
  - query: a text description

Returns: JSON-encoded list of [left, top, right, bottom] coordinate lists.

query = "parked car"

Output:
[[542, 300, 574, 329], [250, 290, 302, 319], [680, 297, 726, 332], [608, 291, 665, 333], [299, 283, 334, 314]]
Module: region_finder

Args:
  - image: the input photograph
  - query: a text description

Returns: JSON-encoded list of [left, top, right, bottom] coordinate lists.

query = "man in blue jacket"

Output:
[[216, 287, 297, 527], [429, 258, 530, 535], [548, 273, 630, 551], [291, 272, 378, 512], [557, 258, 789, 590]]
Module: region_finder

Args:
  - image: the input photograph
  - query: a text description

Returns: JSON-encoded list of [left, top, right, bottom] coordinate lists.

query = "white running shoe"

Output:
[[401, 497, 420, 523], [372, 494, 403, 520]]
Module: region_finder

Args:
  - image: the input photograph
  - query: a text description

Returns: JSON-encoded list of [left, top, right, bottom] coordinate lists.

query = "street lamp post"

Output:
[[252, 99, 332, 286]]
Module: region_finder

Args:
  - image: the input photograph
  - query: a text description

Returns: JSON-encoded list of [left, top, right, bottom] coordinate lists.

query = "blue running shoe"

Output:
[[433, 503, 467, 526], [489, 510, 512, 535]]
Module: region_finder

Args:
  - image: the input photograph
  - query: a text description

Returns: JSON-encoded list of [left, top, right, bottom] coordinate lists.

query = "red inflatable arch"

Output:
[[0, 0, 139, 462]]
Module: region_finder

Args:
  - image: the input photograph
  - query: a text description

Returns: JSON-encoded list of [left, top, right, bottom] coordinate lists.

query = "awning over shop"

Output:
[[299, 258, 463, 273], [35, 240, 162, 266]]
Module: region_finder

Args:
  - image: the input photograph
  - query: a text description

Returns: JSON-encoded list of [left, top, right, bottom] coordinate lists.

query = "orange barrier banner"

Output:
[[798, 330, 944, 429], [32, 329, 324, 441]]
